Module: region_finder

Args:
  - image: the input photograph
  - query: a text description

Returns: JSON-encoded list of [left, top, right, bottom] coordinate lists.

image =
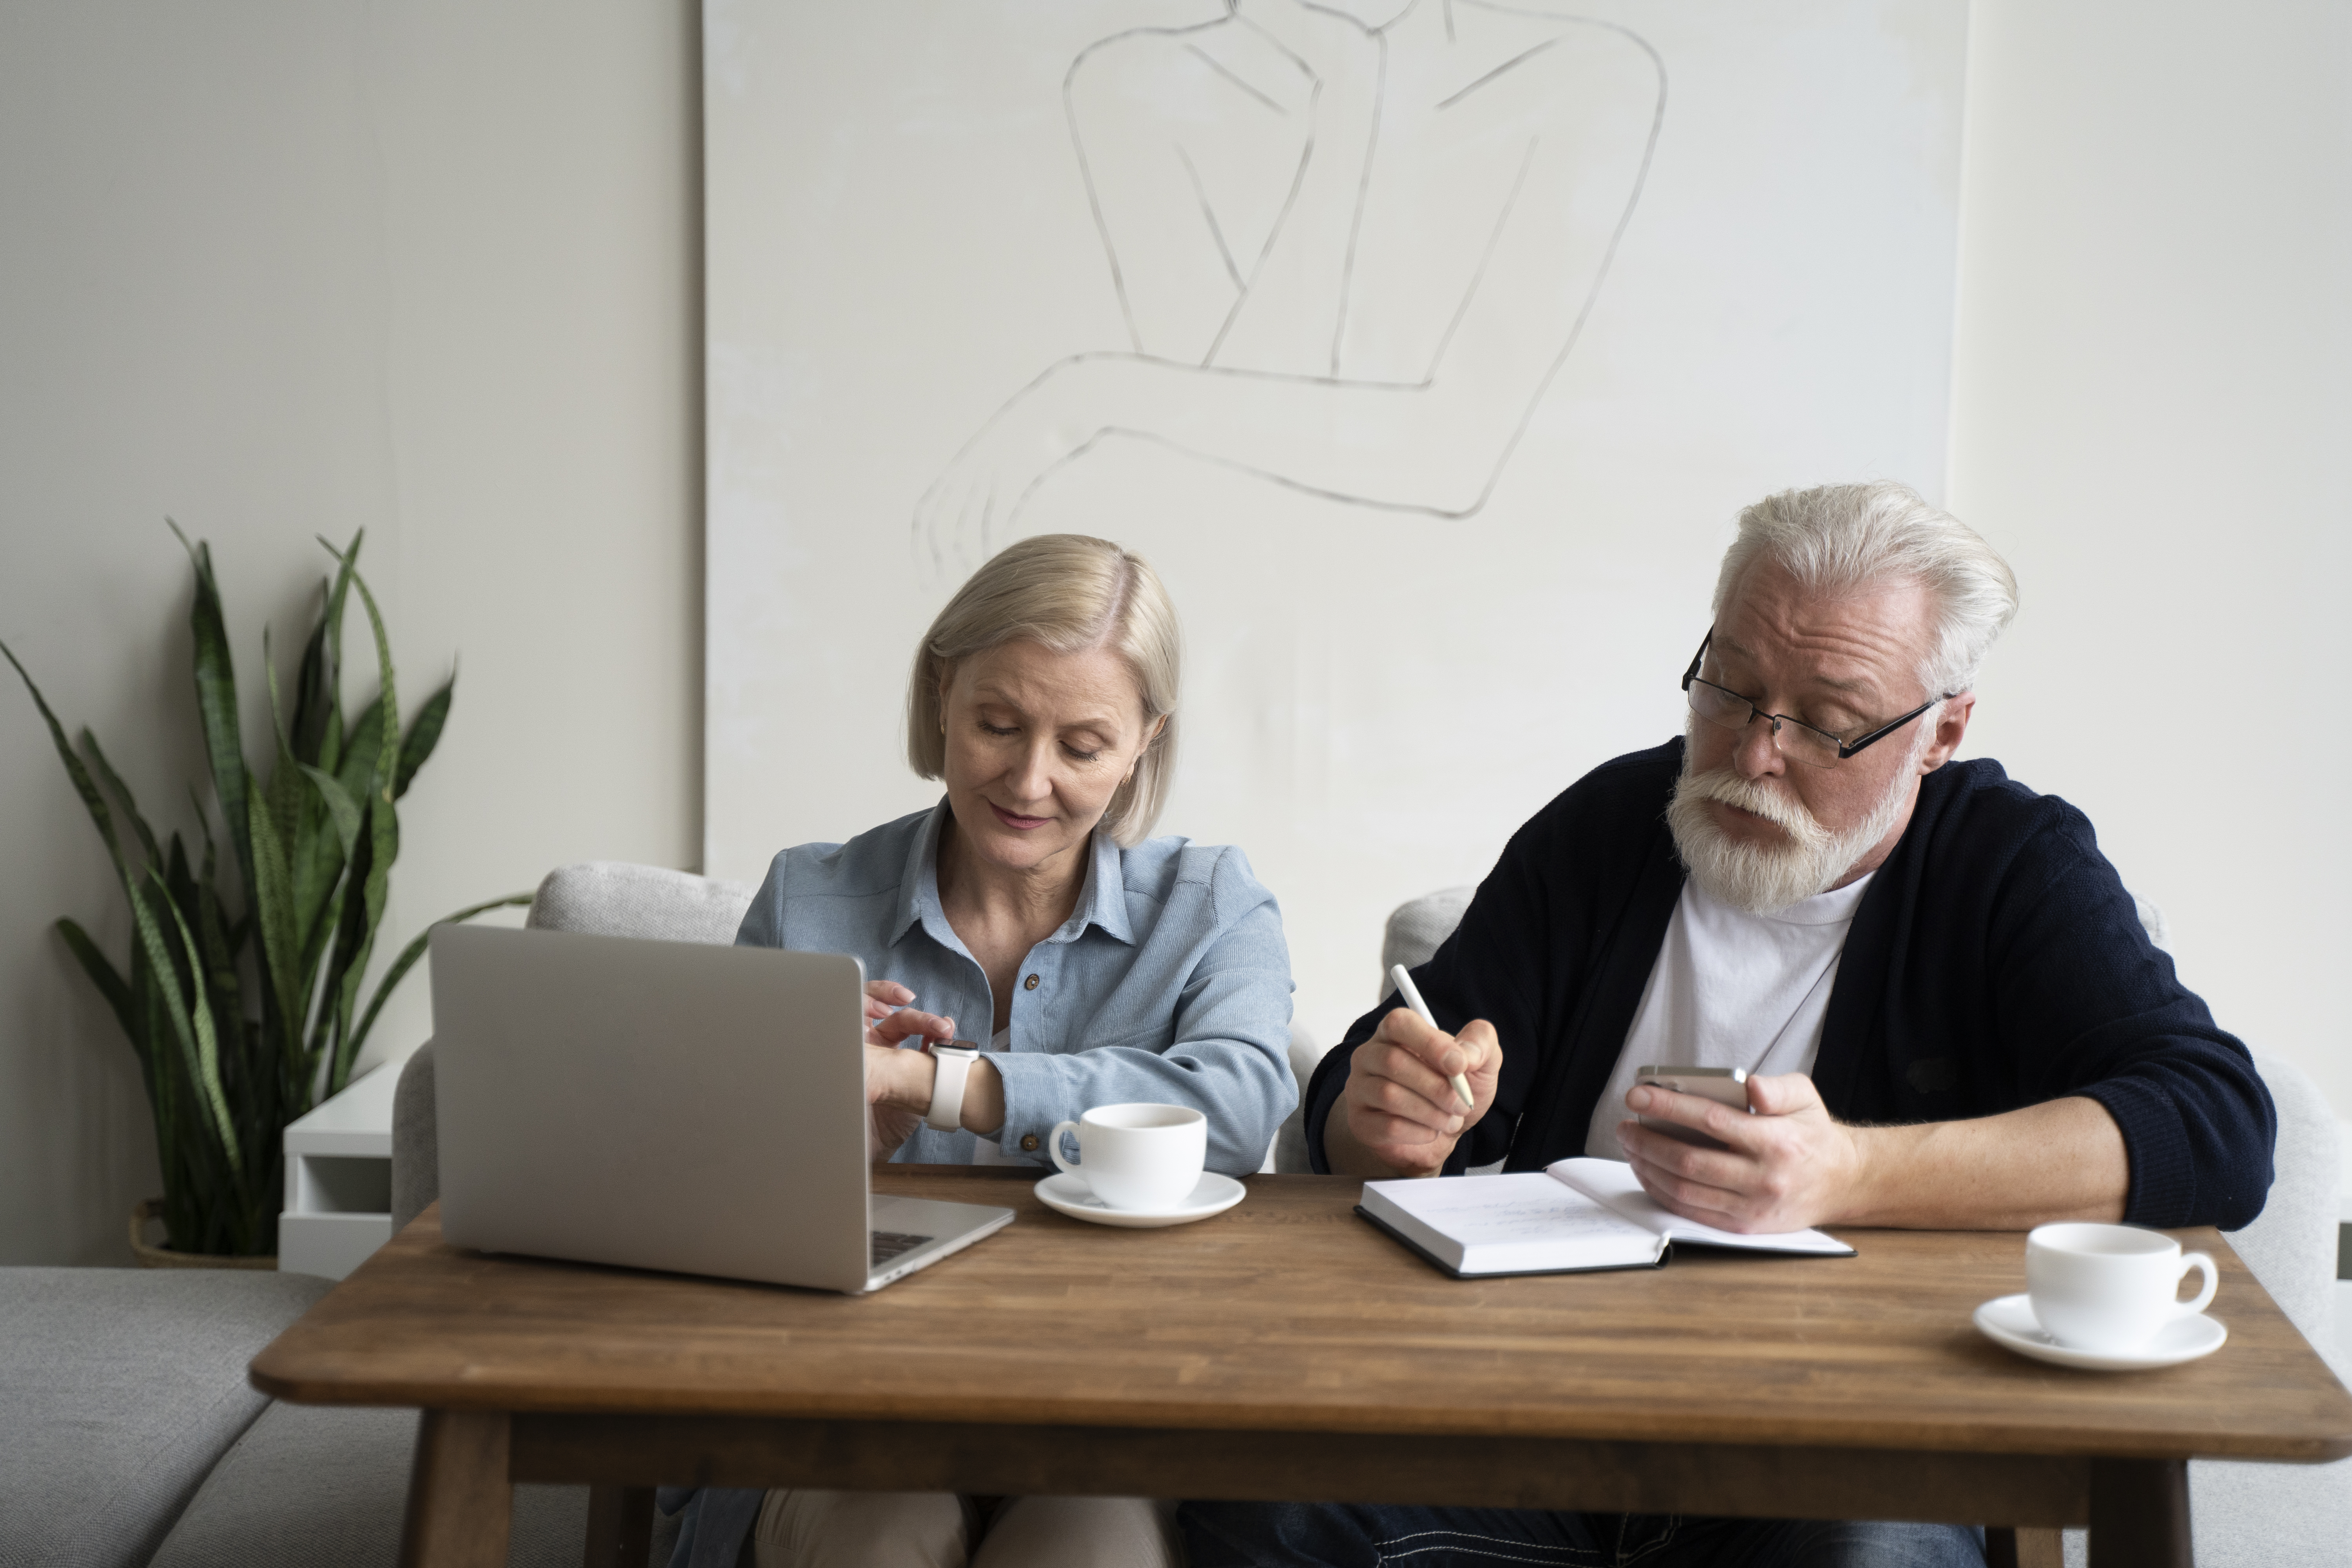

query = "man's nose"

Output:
[[1731, 714, 1784, 779]]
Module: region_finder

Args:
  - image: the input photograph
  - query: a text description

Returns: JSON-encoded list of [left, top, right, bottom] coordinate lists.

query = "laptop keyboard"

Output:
[[871, 1230, 934, 1268]]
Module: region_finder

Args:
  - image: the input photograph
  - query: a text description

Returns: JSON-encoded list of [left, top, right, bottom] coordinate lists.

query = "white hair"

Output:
[[1713, 482, 2018, 697]]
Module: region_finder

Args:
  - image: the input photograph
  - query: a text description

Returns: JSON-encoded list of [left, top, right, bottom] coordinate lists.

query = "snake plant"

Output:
[[4, 526, 526, 1257]]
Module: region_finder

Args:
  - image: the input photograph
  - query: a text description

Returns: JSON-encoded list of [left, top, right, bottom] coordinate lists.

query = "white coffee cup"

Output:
[[2025, 1222, 2218, 1352], [1049, 1103, 1207, 1211]]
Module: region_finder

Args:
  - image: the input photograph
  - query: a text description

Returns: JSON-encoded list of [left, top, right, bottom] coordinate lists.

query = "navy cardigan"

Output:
[[1305, 739, 2275, 1230]]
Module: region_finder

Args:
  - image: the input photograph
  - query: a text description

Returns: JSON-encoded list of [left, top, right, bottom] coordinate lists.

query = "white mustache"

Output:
[[1679, 767, 1829, 851]]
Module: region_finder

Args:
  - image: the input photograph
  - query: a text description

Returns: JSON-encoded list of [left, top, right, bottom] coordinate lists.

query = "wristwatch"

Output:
[[924, 1040, 981, 1132]]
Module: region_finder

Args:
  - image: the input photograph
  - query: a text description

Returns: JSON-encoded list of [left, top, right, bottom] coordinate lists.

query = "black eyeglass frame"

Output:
[[1680, 632, 1954, 764]]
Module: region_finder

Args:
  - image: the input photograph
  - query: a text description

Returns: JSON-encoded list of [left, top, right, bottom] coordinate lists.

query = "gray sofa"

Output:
[[0, 1245, 600, 1568], [0, 864, 726, 1568]]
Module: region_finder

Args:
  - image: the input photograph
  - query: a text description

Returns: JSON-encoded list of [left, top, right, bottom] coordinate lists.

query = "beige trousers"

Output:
[[751, 1489, 1182, 1568]]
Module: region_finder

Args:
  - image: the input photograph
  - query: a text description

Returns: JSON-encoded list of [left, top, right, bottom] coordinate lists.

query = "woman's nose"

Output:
[[1008, 742, 1056, 802]]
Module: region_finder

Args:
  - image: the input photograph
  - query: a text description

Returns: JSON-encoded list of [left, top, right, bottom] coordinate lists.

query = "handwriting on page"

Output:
[[1387, 1174, 1627, 1244]]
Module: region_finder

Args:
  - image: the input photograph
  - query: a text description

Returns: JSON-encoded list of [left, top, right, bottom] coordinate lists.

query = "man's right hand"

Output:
[[1324, 1007, 1503, 1178]]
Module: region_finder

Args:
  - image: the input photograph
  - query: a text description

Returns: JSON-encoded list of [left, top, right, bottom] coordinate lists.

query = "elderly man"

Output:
[[1182, 483, 2273, 1568]]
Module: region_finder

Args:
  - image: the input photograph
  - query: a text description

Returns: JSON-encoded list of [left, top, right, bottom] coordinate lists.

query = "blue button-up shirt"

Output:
[[735, 799, 1297, 1175]]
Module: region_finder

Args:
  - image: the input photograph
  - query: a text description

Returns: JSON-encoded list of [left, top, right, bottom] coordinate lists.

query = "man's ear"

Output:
[[1920, 692, 1975, 773]]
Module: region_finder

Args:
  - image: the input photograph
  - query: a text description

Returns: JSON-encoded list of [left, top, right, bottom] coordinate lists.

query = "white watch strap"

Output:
[[925, 1044, 978, 1132]]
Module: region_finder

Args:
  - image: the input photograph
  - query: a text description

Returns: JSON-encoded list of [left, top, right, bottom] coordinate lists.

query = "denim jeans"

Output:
[[1177, 1501, 1986, 1568]]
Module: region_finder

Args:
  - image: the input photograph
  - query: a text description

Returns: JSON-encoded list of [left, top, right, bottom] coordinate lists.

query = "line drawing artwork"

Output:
[[914, 0, 1666, 573]]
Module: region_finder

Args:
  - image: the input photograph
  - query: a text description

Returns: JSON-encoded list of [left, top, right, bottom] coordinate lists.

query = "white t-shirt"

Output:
[[1582, 873, 1875, 1161]]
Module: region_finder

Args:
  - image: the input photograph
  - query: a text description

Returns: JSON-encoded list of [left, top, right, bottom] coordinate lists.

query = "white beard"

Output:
[[1666, 725, 1924, 915]]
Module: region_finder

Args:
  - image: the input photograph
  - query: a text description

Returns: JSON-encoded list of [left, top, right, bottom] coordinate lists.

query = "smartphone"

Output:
[[1634, 1065, 1749, 1149]]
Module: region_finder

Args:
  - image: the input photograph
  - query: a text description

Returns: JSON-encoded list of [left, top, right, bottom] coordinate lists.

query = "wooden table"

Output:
[[250, 1168, 2352, 1568]]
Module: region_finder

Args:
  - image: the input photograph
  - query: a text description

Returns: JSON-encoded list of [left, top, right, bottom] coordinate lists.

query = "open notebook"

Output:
[[1359, 1157, 1855, 1278]]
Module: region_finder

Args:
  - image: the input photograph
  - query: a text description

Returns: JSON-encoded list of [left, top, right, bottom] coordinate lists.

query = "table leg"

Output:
[[584, 1485, 656, 1568], [399, 1409, 515, 1568], [2089, 1457, 2190, 1568], [1985, 1525, 2064, 1568]]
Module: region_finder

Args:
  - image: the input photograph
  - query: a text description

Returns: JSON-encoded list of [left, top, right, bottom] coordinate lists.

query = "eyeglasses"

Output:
[[1680, 632, 1951, 768]]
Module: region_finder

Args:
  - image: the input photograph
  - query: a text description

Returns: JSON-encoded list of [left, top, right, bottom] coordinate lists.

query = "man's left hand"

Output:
[[1618, 1073, 1867, 1233]]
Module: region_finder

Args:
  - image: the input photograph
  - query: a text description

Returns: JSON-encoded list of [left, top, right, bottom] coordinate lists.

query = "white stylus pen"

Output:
[[1389, 962, 1476, 1111]]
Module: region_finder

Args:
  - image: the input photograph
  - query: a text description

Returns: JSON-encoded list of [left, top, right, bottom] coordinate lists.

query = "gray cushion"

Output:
[[1269, 887, 1478, 1174], [1381, 886, 1475, 991], [524, 862, 755, 946], [2229, 1053, 2341, 1374], [149, 1403, 608, 1568], [391, 1044, 439, 1234], [1270, 1024, 1331, 1175], [2167, 1052, 2352, 1566], [0, 1267, 331, 1568]]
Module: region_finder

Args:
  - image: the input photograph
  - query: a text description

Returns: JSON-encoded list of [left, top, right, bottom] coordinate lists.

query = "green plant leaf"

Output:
[[55, 918, 136, 1048], [318, 532, 360, 718], [169, 521, 254, 910], [316, 550, 407, 1096], [137, 970, 180, 1210], [296, 762, 364, 865], [190, 833, 250, 1112], [291, 759, 361, 1005], [324, 540, 401, 799], [2, 641, 139, 886], [290, 608, 334, 769], [151, 870, 249, 1186], [394, 671, 453, 799], [77, 731, 163, 875], [245, 787, 306, 1072], [292, 536, 359, 775], [335, 693, 385, 801], [298, 868, 355, 1076], [127, 873, 241, 1177], [327, 802, 401, 1097], [341, 893, 533, 1088], [264, 627, 344, 982]]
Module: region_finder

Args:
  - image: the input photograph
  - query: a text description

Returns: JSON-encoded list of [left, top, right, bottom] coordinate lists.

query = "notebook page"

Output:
[[1544, 1157, 1855, 1256], [1362, 1172, 1664, 1273]]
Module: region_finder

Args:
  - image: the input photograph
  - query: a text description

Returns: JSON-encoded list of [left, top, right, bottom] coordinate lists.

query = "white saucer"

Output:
[[1973, 1293, 2227, 1371], [1034, 1171, 1246, 1229]]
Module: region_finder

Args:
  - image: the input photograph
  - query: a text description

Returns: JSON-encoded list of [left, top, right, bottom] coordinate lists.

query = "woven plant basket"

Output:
[[128, 1198, 276, 1270]]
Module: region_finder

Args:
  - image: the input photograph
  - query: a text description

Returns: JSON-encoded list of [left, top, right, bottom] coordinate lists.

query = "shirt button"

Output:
[[1020, 1134, 1040, 1152], [1023, 973, 1040, 991]]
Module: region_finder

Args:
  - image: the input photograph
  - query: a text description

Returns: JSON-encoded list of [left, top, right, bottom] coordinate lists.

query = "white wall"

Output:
[[2, 0, 2342, 1264], [1947, 0, 2352, 1112], [0, 2, 701, 1264]]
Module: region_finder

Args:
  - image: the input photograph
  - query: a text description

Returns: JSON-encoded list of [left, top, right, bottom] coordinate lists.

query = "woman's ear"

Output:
[[1126, 713, 1167, 784]]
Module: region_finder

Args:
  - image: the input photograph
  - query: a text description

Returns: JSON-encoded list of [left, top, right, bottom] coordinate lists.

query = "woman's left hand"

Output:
[[861, 981, 956, 1157]]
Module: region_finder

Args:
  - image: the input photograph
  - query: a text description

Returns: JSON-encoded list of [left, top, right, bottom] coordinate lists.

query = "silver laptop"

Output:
[[429, 924, 1013, 1292]]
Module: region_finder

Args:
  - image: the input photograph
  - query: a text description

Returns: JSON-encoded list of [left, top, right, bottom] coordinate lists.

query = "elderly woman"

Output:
[[666, 533, 1295, 1568]]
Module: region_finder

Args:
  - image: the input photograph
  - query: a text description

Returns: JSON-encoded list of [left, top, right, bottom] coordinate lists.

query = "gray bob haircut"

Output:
[[906, 534, 1181, 848], [1713, 482, 2019, 698]]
